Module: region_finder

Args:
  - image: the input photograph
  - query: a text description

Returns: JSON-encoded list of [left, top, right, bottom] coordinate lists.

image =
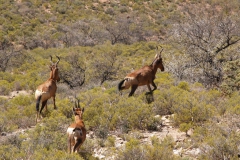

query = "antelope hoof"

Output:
[[36, 118, 41, 123], [36, 114, 43, 123], [36, 116, 42, 123], [145, 92, 153, 95]]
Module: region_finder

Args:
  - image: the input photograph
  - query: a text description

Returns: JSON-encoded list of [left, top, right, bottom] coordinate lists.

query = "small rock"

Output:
[[1, 132, 7, 136]]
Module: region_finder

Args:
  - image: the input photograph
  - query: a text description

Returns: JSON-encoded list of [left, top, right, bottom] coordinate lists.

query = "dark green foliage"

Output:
[[0, 40, 239, 159], [0, 0, 192, 50], [0, 80, 11, 95], [223, 92, 240, 115], [221, 59, 240, 95], [178, 81, 190, 91], [117, 136, 176, 160], [194, 115, 240, 160], [0, 0, 240, 159]]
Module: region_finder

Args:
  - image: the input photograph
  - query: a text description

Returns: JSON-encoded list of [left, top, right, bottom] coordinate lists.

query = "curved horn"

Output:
[[77, 99, 80, 108], [158, 45, 163, 52], [50, 55, 54, 65], [157, 45, 163, 57], [75, 96, 80, 108], [56, 56, 60, 65], [75, 100, 78, 108], [72, 107, 76, 116]]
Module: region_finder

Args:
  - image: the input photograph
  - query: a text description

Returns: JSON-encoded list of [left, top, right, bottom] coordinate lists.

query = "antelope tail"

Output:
[[73, 128, 83, 136], [36, 95, 42, 112], [118, 79, 125, 91], [73, 139, 82, 152]]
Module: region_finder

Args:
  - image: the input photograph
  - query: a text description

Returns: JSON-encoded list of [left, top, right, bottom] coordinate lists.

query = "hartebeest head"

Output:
[[153, 46, 164, 72], [72, 99, 84, 120], [49, 55, 60, 82]]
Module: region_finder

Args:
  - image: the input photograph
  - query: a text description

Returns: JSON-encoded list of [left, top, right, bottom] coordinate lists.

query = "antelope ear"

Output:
[[72, 107, 75, 112], [82, 107, 84, 113]]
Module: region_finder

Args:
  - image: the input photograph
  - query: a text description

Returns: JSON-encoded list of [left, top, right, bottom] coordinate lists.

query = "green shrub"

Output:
[[221, 59, 240, 95], [117, 138, 145, 160], [31, 148, 84, 160], [172, 93, 215, 128], [178, 81, 190, 91], [179, 122, 192, 134], [152, 89, 175, 115], [111, 96, 154, 132], [0, 80, 11, 95], [9, 94, 34, 106], [224, 92, 240, 115], [117, 136, 176, 160], [1, 95, 36, 129], [146, 136, 176, 160], [196, 121, 240, 160], [155, 72, 175, 89], [0, 144, 24, 160], [146, 115, 162, 131], [104, 136, 116, 147]]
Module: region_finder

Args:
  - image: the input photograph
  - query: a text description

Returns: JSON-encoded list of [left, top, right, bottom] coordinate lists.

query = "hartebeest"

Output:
[[118, 46, 164, 96], [35, 56, 60, 123], [67, 99, 86, 153]]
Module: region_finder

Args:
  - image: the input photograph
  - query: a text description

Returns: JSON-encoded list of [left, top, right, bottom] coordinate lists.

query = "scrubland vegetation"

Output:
[[0, 0, 240, 159]]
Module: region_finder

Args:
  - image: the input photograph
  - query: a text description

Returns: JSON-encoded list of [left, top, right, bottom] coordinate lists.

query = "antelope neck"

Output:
[[150, 61, 159, 75], [49, 71, 58, 81], [48, 78, 57, 83], [74, 116, 82, 122]]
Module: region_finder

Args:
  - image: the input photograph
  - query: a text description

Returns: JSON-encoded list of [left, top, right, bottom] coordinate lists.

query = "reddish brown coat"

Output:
[[118, 47, 164, 96], [35, 56, 60, 123], [67, 104, 86, 153]]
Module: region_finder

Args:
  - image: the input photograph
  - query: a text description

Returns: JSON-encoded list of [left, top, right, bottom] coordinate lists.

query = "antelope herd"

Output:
[[34, 46, 164, 153]]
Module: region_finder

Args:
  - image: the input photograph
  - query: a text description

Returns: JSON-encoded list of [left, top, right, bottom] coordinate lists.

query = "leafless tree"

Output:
[[57, 20, 107, 47], [60, 53, 86, 88], [0, 40, 23, 72], [171, 5, 240, 87], [106, 14, 146, 45], [91, 52, 119, 85]]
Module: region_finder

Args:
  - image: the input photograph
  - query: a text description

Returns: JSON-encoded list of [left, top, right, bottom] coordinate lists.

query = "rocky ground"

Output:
[[0, 90, 200, 159], [90, 115, 200, 160]]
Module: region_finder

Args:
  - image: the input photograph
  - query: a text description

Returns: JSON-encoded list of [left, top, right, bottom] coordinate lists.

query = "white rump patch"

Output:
[[35, 89, 50, 101], [124, 77, 138, 87], [35, 90, 42, 99], [67, 127, 74, 135], [125, 77, 135, 80]]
